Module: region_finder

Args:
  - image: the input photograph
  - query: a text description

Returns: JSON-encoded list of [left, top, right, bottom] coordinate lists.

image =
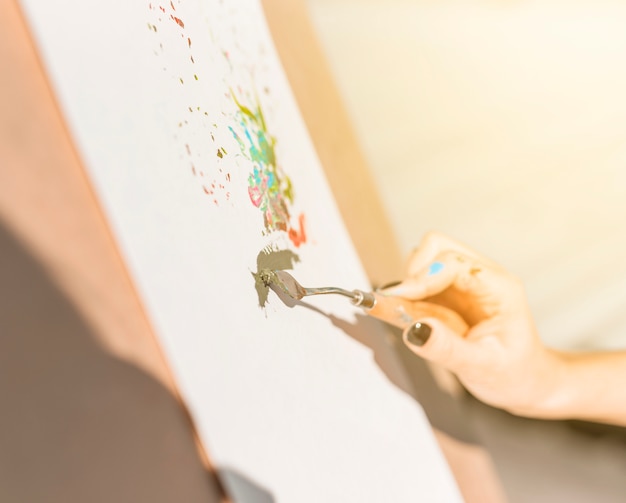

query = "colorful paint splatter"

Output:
[[148, 1, 233, 207], [229, 91, 306, 247], [147, 0, 307, 248]]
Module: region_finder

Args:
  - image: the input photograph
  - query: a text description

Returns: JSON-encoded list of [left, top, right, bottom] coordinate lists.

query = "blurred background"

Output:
[[305, 0, 626, 352]]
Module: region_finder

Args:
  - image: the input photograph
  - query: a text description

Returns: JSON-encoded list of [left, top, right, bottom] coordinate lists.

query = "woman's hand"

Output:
[[384, 231, 567, 418]]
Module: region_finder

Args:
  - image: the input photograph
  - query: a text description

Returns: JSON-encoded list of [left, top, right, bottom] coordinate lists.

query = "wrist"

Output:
[[507, 346, 572, 419], [514, 348, 575, 419]]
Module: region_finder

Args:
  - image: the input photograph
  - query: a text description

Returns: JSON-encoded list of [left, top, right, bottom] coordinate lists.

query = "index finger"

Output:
[[406, 231, 499, 277], [383, 249, 507, 306]]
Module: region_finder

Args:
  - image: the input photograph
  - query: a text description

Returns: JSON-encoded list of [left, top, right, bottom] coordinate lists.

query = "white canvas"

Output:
[[21, 1, 462, 501]]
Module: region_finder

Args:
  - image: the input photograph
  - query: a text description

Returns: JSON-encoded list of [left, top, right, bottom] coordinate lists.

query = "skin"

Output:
[[385, 231, 626, 427]]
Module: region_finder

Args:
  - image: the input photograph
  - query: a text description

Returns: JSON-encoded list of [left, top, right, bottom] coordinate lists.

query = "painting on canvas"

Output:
[[21, 1, 461, 501]]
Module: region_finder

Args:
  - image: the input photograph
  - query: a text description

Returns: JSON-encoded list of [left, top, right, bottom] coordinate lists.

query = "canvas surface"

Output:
[[20, 1, 461, 500]]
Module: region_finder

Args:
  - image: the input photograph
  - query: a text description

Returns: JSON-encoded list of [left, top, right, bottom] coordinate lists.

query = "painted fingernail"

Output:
[[376, 281, 402, 293], [405, 322, 432, 347], [380, 284, 410, 296], [428, 261, 444, 275]]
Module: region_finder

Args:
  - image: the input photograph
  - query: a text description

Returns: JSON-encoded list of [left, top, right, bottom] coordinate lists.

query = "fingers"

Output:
[[383, 232, 517, 318], [406, 232, 444, 277], [381, 254, 454, 299], [402, 317, 482, 372], [384, 249, 498, 301], [406, 231, 488, 277]]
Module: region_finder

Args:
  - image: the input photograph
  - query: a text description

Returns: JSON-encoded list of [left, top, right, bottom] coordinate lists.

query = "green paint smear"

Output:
[[229, 89, 303, 246]]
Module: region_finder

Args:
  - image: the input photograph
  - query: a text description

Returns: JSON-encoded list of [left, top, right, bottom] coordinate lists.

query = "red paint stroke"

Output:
[[288, 213, 307, 247], [171, 15, 184, 28]]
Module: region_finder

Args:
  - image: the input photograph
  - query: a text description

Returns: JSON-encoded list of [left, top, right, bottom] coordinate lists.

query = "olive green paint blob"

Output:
[[252, 247, 300, 307]]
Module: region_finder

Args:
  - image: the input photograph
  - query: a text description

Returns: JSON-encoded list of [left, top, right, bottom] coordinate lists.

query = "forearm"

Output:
[[532, 349, 626, 427]]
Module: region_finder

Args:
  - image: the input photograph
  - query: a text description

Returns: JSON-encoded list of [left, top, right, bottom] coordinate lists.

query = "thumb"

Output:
[[402, 317, 478, 373]]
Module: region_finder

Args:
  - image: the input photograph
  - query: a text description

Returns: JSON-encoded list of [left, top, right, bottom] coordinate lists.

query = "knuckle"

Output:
[[422, 229, 442, 243], [438, 249, 459, 264], [421, 230, 448, 251]]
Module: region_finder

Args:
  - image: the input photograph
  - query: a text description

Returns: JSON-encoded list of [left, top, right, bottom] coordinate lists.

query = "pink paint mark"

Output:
[[247, 182, 265, 208]]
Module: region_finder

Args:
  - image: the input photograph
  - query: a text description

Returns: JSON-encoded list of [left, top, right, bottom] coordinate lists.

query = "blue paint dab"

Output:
[[428, 261, 445, 276]]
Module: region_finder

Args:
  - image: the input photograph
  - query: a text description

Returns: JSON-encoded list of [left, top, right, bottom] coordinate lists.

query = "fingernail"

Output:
[[376, 280, 402, 295], [377, 280, 402, 291], [405, 322, 432, 347], [380, 285, 410, 297], [428, 261, 445, 276]]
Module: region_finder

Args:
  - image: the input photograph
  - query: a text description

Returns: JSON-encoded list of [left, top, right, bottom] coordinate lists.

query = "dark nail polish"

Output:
[[376, 280, 402, 291], [406, 322, 432, 347]]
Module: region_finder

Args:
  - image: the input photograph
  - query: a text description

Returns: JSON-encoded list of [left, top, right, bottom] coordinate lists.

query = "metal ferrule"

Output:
[[350, 290, 376, 309]]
